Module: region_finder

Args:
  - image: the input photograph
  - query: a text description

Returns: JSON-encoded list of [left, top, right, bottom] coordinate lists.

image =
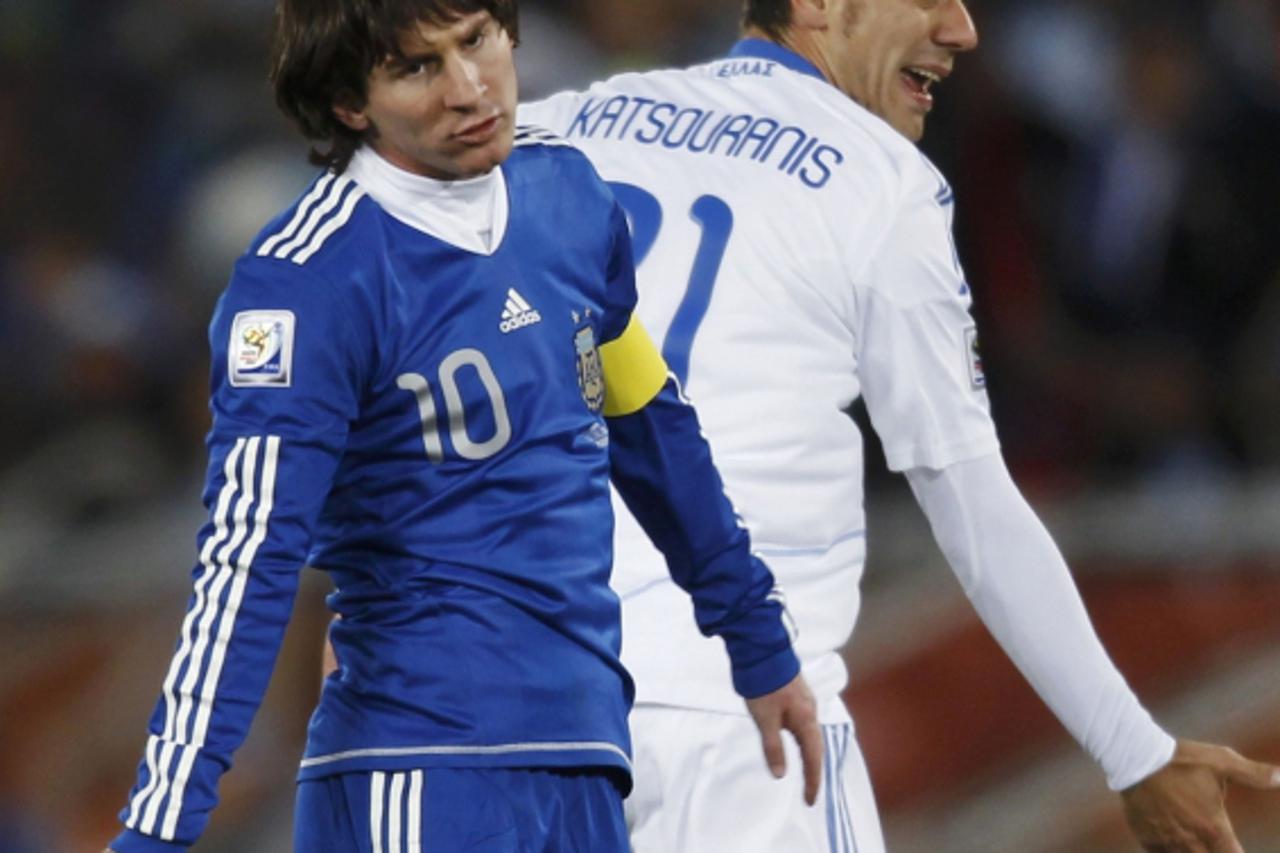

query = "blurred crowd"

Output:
[[2, 0, 1279, 850], [925, 0, 1280, 494]]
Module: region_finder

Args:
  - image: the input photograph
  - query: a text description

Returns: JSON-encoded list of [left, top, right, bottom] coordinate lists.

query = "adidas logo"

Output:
[[499, 288, 542, 333]]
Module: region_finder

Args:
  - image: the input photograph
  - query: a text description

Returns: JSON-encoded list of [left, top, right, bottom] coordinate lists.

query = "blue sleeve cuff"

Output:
[[109, 828, 189, 853], [730, 640, 801, 699], [606, 378, 801, 700], [715, 571, 802, 699]]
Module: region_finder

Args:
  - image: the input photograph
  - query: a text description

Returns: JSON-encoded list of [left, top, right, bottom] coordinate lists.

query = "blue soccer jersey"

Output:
[[112, 132, 798, 851]]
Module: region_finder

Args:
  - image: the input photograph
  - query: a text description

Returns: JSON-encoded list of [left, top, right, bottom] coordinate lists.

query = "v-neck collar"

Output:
[[346, 147, 510, 256]]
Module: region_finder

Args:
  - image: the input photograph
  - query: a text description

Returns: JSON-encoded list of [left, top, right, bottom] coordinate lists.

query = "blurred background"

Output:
[[1, 0, 1278, 850]]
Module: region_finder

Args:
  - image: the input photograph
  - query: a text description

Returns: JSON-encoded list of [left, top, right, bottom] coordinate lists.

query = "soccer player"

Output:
[[103, 1, 823, 851], [520, 0, 1280, 850]]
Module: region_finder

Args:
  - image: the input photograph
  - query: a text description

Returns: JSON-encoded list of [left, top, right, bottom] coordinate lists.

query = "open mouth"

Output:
[[900, 66, 943, 106]]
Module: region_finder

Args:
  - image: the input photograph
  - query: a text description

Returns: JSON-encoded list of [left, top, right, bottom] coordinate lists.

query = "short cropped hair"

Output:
[[271, 0, 519, 172], [742, 0, 792, 40]]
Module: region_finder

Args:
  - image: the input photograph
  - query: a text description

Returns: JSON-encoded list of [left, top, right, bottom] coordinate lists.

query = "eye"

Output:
[[397, 57, 439, 78], [464, 24, 488, 49]]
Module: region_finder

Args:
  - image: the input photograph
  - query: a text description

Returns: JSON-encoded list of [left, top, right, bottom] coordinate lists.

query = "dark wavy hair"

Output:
[[270, 0, 519, 172], [742, 0, 792, 40]]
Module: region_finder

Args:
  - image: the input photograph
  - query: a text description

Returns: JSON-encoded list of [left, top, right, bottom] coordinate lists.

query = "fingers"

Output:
[[1127, 740, 1271, 852], [792, 712, 823, 806], [758, 716, 786, 780], [1183, 740, 1280, 791], [777, 676, 822, 805], [1221, 754, 1280, 791], [1205, 813, 1245, 853], [746, 675, 824, 804]]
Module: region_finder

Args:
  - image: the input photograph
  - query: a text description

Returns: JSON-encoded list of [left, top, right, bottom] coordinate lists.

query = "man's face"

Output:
[[336, 11, 517, 179], [820, 0, 978, 141]]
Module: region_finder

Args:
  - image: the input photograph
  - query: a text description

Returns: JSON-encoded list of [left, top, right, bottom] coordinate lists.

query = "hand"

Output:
[[1121, 739, 1280, 852], [322, 620, 340, 679], [744, 673, 823, 805]]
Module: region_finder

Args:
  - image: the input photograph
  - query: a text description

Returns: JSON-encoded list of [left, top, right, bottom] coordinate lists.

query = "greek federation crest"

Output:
[[575, 324, 605, 413], [229, 310, 294, 387]]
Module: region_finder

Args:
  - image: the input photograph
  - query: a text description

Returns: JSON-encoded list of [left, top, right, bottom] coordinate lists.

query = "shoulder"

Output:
[[217, 172, 387, 328], [512, 123, 577, 151], [509, 123, 593, 174], [785, 83, 955, 230], [246, 171, 380, 273], [506, 125, 615, 205], [906, 148, 955, 208], [691, 58, 931, 197], [803, 84, 933, 192], [858, 148, 967, 307]]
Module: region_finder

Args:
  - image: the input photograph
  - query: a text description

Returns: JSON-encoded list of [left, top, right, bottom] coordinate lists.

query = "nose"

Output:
[[442, 55, 486, 109], [936, 0, 979, 52]]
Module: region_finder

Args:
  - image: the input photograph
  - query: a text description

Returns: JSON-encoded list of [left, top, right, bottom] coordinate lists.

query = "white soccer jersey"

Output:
[[521, 39, 999, 716]]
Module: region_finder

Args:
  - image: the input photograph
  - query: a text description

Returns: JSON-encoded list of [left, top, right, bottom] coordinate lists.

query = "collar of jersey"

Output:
[[727, 38, 826, 83], [345, 146, 509, 256]]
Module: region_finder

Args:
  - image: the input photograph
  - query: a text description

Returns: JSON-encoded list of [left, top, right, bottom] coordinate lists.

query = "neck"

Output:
[[742, 26, 836, 88], [347, 146, 508, 255]]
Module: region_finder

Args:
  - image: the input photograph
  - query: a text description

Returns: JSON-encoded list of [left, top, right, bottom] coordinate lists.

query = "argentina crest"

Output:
[[574, 323, 605, 413]]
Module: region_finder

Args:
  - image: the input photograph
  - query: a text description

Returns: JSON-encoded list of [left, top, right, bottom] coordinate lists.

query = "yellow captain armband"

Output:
[[599, 315, 670, 417]]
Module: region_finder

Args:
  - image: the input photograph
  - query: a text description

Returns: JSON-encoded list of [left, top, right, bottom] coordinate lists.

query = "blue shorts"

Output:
[[294, 767, 627, 852]]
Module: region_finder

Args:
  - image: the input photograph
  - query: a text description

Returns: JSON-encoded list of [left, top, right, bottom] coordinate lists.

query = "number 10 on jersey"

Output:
[[397, 348, 512, 463]]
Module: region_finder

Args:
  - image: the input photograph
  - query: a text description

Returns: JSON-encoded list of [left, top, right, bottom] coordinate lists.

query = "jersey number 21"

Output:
[[609, 182, 734, 387]]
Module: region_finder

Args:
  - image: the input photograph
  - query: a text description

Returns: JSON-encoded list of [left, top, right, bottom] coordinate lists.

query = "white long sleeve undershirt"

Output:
[[904, 453, 1176, 790]]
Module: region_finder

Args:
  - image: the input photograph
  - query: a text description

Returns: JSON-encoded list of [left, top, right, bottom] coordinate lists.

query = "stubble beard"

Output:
[[841, 0, 865, 37]]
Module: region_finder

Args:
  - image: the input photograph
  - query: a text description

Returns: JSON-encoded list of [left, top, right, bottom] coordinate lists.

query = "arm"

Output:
[[113, 435, 335, 853], [590, 193, 821, 802], [109, 261, 363, 852], [859, 160, 1171, 777], [601, 321, 822, 803], [905, 454, 1174, 788], [907, 447, 1280, 850], [859, 155, 1279, 848], [604, 362, 797, 699], [592, 195, 799, 698]]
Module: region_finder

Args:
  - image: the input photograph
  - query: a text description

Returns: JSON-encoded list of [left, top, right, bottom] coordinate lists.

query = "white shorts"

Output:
[[625, 702, 885, 853]]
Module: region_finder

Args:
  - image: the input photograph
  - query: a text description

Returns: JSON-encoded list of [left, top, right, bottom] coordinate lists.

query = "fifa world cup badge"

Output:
[[965, 325, 985, 390], [575, 324, 605, 413], [230, 310, 295, 387]]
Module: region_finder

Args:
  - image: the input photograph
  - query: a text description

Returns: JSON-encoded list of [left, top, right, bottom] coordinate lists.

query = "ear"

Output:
[[332, 92, 370, 133], [790, 0, 831, 30]]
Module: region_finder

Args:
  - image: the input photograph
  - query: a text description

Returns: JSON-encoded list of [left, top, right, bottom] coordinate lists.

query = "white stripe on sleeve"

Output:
[[407, 770, 423, 853], [291, 186, 367, 264], [130, 438, 247, 832], [371, 771, 387, 853], [258, 173, 337, 257], [140, 438, 262, 834], [160, 436, 280, 839], [124, 732, 164, 830], [270, 176, 354, 260], [388, 772, 406, 853]]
